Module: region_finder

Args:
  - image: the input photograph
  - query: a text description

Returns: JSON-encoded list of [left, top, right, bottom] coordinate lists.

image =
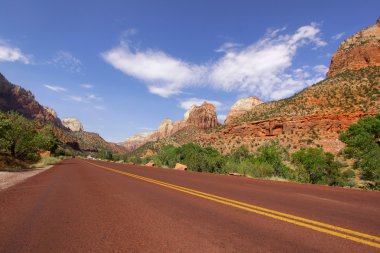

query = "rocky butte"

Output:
[[122, 101, 218, 151], [0, 73, 62, 127], [62, 118, 84, 132], [327, 17, 380, 77], [224, 96, 263, 124]]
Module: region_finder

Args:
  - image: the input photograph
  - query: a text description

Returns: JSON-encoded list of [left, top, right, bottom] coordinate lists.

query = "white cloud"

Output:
[[65, 95, 83, 102], [179, 97, 222, 110], [44, 84, 67, 92], [103, 23, 327, 101], [87, 94, 102, 101], [209, 23, 327, 100], [81, 84, 93, 89], [0, 40, 30, 64], [102, 42, 207, 97], [331, 32, 345, 41], [313, 64, 328, 75], [53, 51, 82, 73], [215, 42, 242, 53]]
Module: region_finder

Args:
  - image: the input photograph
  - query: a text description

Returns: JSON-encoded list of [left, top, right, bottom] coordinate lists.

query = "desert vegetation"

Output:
[[97, 114, 379, 190], [0, 111, 63, 170]]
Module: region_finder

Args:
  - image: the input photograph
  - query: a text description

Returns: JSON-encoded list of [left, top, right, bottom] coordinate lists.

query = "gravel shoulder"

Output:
[[0, 165, 54, 190]]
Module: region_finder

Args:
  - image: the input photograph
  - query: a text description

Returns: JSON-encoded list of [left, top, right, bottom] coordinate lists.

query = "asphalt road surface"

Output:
[[0, 158, 379, 252]]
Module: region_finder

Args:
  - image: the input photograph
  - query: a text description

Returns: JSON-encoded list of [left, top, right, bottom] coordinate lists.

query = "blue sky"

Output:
[[0, 0, 379, 142]]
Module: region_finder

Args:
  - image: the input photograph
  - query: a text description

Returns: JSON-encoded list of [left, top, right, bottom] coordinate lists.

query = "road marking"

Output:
[[84, 160, 380, 249]]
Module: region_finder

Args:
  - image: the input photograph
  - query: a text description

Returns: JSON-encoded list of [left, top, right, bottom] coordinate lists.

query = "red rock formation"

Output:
[[185, 102, 218, 129], [174, 163, 187, 170], [225, 96, 263, 124], [327, 18, 380, 78], [0, 72, 126, 154], [123, 101, 219, 151], [0, 73, 63, 127]]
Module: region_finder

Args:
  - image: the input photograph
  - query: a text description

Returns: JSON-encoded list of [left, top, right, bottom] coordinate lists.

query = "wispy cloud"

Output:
[[81, 84, 93, 89], [103, 23, 327, 101], [179, 97, 222, 110], [331, 32, 345, 41], [64, 95, 83, 102], [0, 40, 30, 64], [87, 94, 102, 101], [44, 84, 67, 92], [53, 51, 82, 73]]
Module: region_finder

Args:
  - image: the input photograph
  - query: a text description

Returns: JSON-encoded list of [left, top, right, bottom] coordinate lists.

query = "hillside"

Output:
[[0, 73, 126, 154]]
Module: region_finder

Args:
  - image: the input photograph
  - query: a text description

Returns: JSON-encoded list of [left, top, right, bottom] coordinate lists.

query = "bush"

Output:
[[255, 141, 290, 178], [0, 112, 58, 162], [339, 114, 380, 189], [292, 148, 344, 185]]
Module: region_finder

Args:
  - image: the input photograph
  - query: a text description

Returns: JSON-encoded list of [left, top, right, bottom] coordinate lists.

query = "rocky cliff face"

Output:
[[122, 102, 219, 151], [327, 18, 380, 78], [225, 96, 263, 124], [0, 73, 63, 127], [0, 72, 126, 153], [185, 102, 218, 129], [62, 118, 84, 132]]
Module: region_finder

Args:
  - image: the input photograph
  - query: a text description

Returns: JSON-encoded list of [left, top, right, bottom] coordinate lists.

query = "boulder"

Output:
[[146, 162, 156, 167], [174, 163, 187, 171], [38, 151, 51, 157]]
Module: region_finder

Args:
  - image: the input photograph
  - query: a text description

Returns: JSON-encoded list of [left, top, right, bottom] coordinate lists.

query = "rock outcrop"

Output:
[[327, 18, 380, 78], [174, 163, 187, 171], [122, 102, 219, 151], [62, 118, 84, 132], [0, 72, 126, 154], [122, 132, 155, 152], [225, 96, 263, 124], [185, 102, 219, 129], [0, 73, 63, 127]]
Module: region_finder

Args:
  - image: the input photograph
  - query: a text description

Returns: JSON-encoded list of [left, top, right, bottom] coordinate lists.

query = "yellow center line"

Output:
[[84, 160, 380, 249]]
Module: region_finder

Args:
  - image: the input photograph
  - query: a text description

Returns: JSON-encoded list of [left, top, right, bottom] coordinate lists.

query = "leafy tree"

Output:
[[230, 145, 250, 163], [339, 114, 380, 188], [0, 112, 36, 160], [255, 141, 290, 178], [157, 145, 180, 168], [292, 148, 344, 185], [34, 125, 58, 152], [97, 149, 113, 160]]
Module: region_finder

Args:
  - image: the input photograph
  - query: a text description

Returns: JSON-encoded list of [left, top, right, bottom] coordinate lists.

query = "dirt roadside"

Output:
[[0, 165, 54, 190]]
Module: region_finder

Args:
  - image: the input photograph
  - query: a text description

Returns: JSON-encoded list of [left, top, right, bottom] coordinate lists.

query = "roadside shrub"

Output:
[[254, 141, 290, 178], [339, 114, 380, 189], [0, 112, 58, 162], [292, 148, 344, 185]]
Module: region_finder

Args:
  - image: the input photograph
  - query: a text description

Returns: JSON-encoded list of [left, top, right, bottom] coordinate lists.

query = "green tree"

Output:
[[339, 114, 380, 188], [292, 148, 344, 185], [255, 141, 290, 178], [230, 145, 250, 163], [0, 112, 38, 160]]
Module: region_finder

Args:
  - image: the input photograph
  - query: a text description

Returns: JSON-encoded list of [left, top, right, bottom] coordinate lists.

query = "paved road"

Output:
[[0, 158, 379, 252]]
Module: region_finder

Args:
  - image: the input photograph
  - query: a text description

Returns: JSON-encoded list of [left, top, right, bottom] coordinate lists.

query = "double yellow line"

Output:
[[85, 161, 380, 249]]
